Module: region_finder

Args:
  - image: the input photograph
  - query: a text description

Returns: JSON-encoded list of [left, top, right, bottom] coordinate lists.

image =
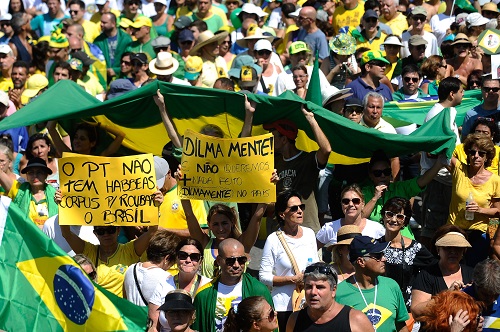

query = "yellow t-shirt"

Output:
[[83, 240, 139, 297], [160, 184, 208, 229], [78, 71, 104, 97], [177, 5, 228, 26], [90, 9, 122, 27], [277, 24, 299, 55], [332, 4, 364, 35], [448, 161, 500, 232], [8, 180, 49, 226], [200, 56, 227, 88], [453, 144, 500, 175], [356, 31, 388, 52], [380, 12, 409, 37], [82, 20, 101, 43], [0, 76, 13, 92]]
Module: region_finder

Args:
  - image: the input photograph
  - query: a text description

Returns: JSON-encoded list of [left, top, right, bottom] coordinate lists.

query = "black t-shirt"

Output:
[[412, 263, 474, 296], [276, 151, 322, 198]]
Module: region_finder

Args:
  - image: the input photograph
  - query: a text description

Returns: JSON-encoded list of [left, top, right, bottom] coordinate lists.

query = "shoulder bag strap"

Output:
[[133, 264, 148, 306], [276, 231, 300, 275], [260, 76, 270, 94]]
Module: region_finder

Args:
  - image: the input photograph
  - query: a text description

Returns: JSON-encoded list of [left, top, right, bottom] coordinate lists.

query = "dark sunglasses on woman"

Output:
[[94, 226, 118, 236]]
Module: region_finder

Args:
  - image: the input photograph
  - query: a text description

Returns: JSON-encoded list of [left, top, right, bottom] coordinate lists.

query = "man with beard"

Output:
[[8, 61, 29, 109], [192, 238, 273, 332], [347, 51, 392, 101], [286, 262, 373, 331]]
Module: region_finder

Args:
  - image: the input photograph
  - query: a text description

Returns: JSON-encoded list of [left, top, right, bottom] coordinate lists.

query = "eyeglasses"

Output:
[[363, 252, 384, 261], [128, 0, 141, 5], [288, 204, 306, 212], [178, 251, 202, 262], [257, 50, 272, 56], [477, 116, 495, 122], [224, 255, 248, 266], [414, 45, 426, 51], [297, 16, 309, 21], [48, 48, 62, 54], [121, 60, 132, 65], [304, 265, 335, 276], [372, 168, 391, 177], [266, 308, 276, 322], [439, 63, 447, 68], [180, 40, 193, 45], [0, 22, 11, 26], [482, 87, 500, 93], [403, 76, 419, 83], [94, 226, 118, 236], [365, 17, 378, 23], [455, 44, 471, 49], [384, 210, 406, 222], [344, 106, 363, 114], [221, 40, 232, 45], [341, 198, 362, 205], [226, 1, 240, 5], [87, 270, 97, 280], [468, 149, 487, 158]]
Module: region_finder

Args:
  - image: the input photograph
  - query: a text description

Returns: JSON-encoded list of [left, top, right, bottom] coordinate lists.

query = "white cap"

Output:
[[0, 13, 12, 21], [382, 35, 403, 46], [0, 44, 13, 55], [289, 7, 301, 18], [0, 90, 8, 107], [241, 3, 268, 17], [154, 156, 169, 189], [466, 12, 489, 27], [154, 0, 167, 5], [254, 39, 273, 51], [95, 0, 108, 5]]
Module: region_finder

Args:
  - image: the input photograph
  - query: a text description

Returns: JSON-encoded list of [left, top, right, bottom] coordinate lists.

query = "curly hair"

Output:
[[471, 117, 500, 144], [207, 204, 241, 238], [419, 290, 481, 332], [223, 296, 267, 332], [463, 133, 496, 168]]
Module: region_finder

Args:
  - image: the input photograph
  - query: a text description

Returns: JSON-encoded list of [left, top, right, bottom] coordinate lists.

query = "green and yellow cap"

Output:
[[360, 50, 390, 65], [289, 41, 311, 55], [49, 31, 69, 48], [68, 58, 83, 72]]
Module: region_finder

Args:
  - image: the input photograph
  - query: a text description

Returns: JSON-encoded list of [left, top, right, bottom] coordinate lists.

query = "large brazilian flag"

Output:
[[0, 196, 147, 331]]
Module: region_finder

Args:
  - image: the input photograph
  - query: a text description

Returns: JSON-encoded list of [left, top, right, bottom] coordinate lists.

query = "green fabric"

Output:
[[191, 12, 224, 33], [428, 81, 438, 96], [305, 51, 322, 106], [0, 197, 148, 330], [93, 29, 133, 75], [0, 80, 458, 160], [171, 51, 185, 79], [392, 88, 428, 101], [126, 39, 156, 60], [13, 182, 58, 220], [192, 273, 274, 332]]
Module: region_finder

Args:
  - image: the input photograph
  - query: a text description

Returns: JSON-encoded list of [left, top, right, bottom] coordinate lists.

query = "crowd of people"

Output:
[[3, 0, 500, 330]]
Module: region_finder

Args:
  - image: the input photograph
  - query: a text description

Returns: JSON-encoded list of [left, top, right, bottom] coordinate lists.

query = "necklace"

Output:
[[353, 275, 379, 331]]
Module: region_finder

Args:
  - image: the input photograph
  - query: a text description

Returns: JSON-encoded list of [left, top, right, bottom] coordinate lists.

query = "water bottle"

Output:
[[465, 192, 474, 221]]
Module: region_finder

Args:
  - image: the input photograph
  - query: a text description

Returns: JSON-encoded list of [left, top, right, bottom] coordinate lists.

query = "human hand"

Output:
[[449, 309, 470, 332], [244, 95, 255, 114], [152, 189, 163, 207], [153, 89, 165, 108], [302, 106, 315, 121], [174, 165, 183, 181], [54, 189, 62, 205], [466, 201, 480, 213], [107, 68, 116, 77], [270, 169, 279, 184], [448, 280, 465, 291], [374, 184, 387, 199], [8, 88, 22, 108]]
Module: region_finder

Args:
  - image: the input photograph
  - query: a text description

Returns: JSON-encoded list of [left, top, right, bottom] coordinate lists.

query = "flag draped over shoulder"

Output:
[[0, 80, 457, 161], [0, 196, 147, 331]]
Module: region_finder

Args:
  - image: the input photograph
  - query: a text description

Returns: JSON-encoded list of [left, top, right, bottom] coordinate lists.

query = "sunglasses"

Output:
[[304, 265, 335, 276], [483, 87, 500, 93], [365, 17, 378, 23], [265, 308, 276, 322], [180, 40, 193, 45], [412, 15, 426, 22], [468, 149, 487, 158], [257, 50, 272, 56], [178, 251, 201, 262], [121, 60, 131, 65], [439, 63, 447, 68], [363, 252, 384, 261], [414, 45, 426, 51], [226, 1, 240, 4], [224, 255, 248, 266], [1, 22, 11, 26], [404, 76, 419, 83], [477, 116, 494, 122], [221, 40, 232, 45], [455, 44, 471, 49], [341, 198, 361, 205], [288, 204, 306, 212], [69, 10, 79, 14], [384, 210, 406, 222], [369, 60, 387, 67], [372, 168, 391, 177], [94, 226, 118, 236], [344, 107, 363, 114]]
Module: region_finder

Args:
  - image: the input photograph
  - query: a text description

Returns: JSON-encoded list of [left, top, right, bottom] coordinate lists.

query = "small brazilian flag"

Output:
[[0, 196, 147, 331]]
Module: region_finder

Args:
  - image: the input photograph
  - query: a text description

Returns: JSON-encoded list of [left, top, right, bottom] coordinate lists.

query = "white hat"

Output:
[[235, 25, 273, 48], [154, 156, 169, 189], [154, 0, 167, 5], [289, 7, 301, 18], [95, 0, 108, 5], [254, 39, 273, 52], [0, 44, 13, 55], [321, 86, 352, 107], [240, 3, 268, 18], [467, 12, 490, 27], [149, 51, 179, 76], [0, 13, 12, 21], [382, 35, 403, 46], [0, 90, 8, 107]]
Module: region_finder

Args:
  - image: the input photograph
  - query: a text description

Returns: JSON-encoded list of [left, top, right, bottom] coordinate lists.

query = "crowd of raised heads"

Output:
[[4, 0, 500, 330]]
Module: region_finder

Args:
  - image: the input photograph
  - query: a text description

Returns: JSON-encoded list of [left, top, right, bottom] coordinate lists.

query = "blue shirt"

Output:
[[461, 103, 500, 140], [463, 285, 500, 331], [0, 127, 28, 153], [297, 28, 329, 60], [346, 77, 393, 102]]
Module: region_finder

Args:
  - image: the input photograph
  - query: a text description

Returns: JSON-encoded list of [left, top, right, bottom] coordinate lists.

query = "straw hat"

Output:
[[435, 232, 472, 248], [325, 225, 362, 249], [235, 24, 273, 48], [452, 33, 472, 45], [149, 51, 179, 75], [189, 30, 229, 56]]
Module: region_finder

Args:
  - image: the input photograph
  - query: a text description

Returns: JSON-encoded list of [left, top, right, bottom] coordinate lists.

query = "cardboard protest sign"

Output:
[[179, 130, 276, 203], [58, 153, 159, 226]]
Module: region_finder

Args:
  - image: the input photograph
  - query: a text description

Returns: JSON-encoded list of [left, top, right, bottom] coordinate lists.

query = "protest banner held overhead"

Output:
[[179, 130, 276, 203], [58, 153, 159, 226]]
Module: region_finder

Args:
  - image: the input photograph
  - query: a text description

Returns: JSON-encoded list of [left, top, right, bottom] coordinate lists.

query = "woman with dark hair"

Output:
[[151, 0, 168, 37], [19, 133, 59, 188], [224, 296, 278, 332], [466, 69, 483, 90], [420, 55, 450, 95], [378, 197, 435, 313], [291, 64, 308, 99], [118, 52, 134, 79], [8, 0, 25, 14], [259, 189, 319, 332], [30, 40, 49, 75]]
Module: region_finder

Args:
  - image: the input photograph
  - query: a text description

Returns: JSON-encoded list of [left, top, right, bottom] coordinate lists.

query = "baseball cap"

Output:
[[68, 58, 83, 72], [23, 74, 49, 98], [174, 16, 193, 30], [0, 90, 9, 107], [131, 53, 148, 64], [410, 6, 427, 17], [154, 0, 167, 5], [455, 13, 468, 26], [263, 119, 298, 140], [238, 66, 259, 88], [360, 50, 390, 65], [0, 44, 13, 55], [178, 29, 195, 42], [107, 79, 137, 99], [70, 51, 95, 66], [362, 9, 379, 20], [95, 0, 108, 5], [184, 56, 203, 80], [154, 156, 169, 189], [345, 97, 363, 108], [151, 36, 171, 49], [288, 41, 310, 55], [254, 39, 272, 52], [228, 55, 262, 79], [408, 35, 428, 46], [130, 16, 152, 29], [349, 236, 389, 262], [0, 13, 12, 21]]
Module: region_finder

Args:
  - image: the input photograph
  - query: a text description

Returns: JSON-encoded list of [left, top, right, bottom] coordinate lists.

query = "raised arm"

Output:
[[154, 89, 183, 148], [133, 190, 162, 255], [240, 95, 256, 138], [99, 123, 126, 157], [302, 107, 332, 167], [0, 167, 14, 195], [181, 198, 210, 247], [417, 154, 447, 188], [47, 120, 72, 157]]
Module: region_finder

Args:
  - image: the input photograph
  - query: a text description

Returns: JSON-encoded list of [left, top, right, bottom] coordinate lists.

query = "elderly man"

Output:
[[296, 7, 329, 61], [30, 0, 68, 37], [286, 262, 374, 331], [336, 236, 409, 332], [354, 9, 387, 52], [332, 0, 364, 35], [126, 16, 155, 60], [0, 44, 16, 92], [94, 12, 132, 81], [192, 0, 225, 33], [380, 0, 408, 36], [392, 65, 428, 101], [192, 238, 273, 332], [68, 0, 100, 42], [400, 7, 439, 58], [346, 51, 392, 101]]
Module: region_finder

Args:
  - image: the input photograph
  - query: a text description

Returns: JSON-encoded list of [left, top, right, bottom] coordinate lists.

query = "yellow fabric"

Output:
[[83, 41, 107, 89], [78, 71, 105, 97], [0, 76, 13, 92], [83, 240, 139, 297], [8, 180, 49, 226], [90, 9, 122, 27], [453, 144, 500, 175], [448, 161, 500, 232], [160, 184, 208, 229], [82, 20, 101, 42], [28, 123, 69, 138], [177, 6, 227, 26], [380, 13, 409, 37], [332, 4, 365, 35], [200, 56, 228, 88], [277, 24, 299, 55], [356, 31, 388, 52]]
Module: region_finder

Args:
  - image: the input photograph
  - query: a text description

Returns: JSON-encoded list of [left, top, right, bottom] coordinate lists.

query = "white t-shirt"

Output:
[[267, 7, 283, 29], [215, 281, 243, 332], [400, 31, 440, 58], [42, 215, 99, 256], [430, 14, 455, 45], [123, 262, 170, 306], [316, 218, 386, 245], [259, 227, 319, 311], [171, 76, 191, 86]]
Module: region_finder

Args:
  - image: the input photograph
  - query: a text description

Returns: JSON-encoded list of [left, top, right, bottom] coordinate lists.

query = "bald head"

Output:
[[219, 238, 244, 256], [300, 6, 316, 20]]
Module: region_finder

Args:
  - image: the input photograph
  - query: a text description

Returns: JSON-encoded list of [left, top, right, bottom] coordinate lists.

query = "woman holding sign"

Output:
[[0, 157, 58, 228]]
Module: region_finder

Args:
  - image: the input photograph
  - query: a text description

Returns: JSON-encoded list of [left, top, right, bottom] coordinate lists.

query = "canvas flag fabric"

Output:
[[305, 51, 322, 106], [0, 80, 456, 163], [0, 196, 148, 331]]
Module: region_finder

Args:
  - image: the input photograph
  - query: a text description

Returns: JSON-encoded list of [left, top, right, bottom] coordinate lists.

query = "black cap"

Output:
[[70, 51, 95, 66], [130, 53, 148, 64], [362, 9, 379, 20]]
